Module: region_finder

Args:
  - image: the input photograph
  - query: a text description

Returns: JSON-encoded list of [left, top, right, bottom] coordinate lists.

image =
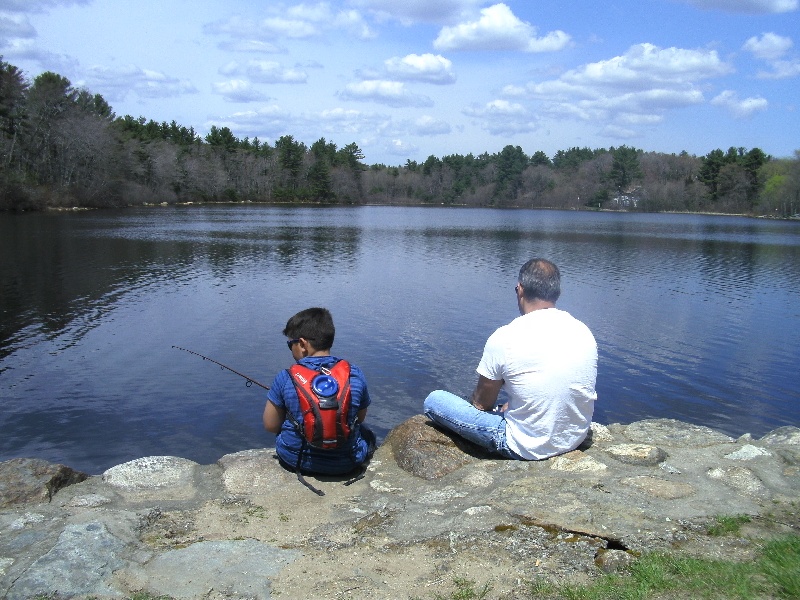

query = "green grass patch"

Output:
[[532, 534, 800, 600], [428, 534, 800, 600], [430, 577, 492, 600], [707, 514, 752, 536]]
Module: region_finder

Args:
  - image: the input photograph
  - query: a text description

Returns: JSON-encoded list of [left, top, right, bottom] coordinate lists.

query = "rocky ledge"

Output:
[[1, 417, 798, 600]]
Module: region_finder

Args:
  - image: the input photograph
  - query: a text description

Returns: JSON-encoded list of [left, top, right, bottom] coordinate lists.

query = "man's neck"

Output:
[[520, 299, 556, 315]]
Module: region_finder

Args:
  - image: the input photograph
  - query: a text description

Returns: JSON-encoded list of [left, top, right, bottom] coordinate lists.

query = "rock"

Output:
[[383, 414, 486, 479], [0, 458, 88, 507], [595, 548, 636, 573], [724, 445, 772, 460], [102, 456, 201, 501], [102, 456, 198, 490], [589, 422, 614, 443], [707, 466, 768, 498], [7, 521, 127, 600], [1, 419, 799, 600], [218, 448, 295, 495], [125, 540, 298, 600], [623, 419, 733, 447], [605, 444, 668, 466], [760, 426, 800, 446], [550, 451, 608, 473], [620, 476, 695, 499]]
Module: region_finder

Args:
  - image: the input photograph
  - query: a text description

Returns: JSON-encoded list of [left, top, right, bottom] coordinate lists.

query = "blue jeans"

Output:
[[423, 390, 524, 459]]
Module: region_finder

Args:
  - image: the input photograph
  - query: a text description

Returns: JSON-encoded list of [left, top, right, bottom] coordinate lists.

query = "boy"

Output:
[[263, 307, 375, 490]]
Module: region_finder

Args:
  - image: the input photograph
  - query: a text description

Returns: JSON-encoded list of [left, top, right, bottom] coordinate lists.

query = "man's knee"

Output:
[[423, 389, 451, 417], [423, 390, 439, 412]]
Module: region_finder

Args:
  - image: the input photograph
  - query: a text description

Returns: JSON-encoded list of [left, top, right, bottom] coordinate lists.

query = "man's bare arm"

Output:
[[470, 375, 504, 411]]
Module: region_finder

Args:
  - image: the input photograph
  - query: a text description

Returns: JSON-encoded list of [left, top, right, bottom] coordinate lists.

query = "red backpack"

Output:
[[288, 360, 353, 449]]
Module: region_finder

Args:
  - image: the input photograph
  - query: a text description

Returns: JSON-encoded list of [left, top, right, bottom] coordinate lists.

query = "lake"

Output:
[[1, 205, 798, 474]]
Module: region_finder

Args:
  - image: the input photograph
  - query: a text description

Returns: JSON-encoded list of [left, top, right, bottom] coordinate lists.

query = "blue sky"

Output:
[[1, 0, 798, 165]]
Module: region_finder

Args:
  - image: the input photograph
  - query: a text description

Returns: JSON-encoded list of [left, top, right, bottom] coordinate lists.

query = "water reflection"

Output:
[[1, 206, 798, 474]]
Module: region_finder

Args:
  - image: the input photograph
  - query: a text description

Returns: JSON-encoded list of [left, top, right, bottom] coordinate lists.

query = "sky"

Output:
[[1, 0, 798, 166]]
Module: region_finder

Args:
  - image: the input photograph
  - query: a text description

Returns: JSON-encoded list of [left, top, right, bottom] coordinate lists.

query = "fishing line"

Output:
[[172, 345, 270, 390]]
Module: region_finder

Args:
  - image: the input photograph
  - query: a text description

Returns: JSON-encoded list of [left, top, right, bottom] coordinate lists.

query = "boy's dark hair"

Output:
[[282, 307, 335, 350]]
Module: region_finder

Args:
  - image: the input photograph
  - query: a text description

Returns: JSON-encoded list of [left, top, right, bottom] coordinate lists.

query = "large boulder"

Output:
[[383, 414, 490, 479], [0, 458, 88, 507]]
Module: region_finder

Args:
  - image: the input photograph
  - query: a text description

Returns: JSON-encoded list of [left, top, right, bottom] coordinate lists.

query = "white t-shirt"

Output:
[[477, 308, 597, 460]]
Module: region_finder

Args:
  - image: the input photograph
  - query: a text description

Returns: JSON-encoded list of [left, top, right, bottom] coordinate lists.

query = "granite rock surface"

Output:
[[1, 417, 798, 599]]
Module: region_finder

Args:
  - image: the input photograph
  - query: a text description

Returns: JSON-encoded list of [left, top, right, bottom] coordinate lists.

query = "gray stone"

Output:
[[760, 426, 800, 446], [6, 521, 127, 600], [595, 548, 636, 573], [620, 476, 695, 499], [605, 443, 668, 466], [724, 445, 772, 461], [134, 540, 298, 600], [1, 416, 799, 600], [102, 456, 198, 489], [218, 448, 295, 495], [623, 419, 734, 447], [0, 458, 87, 507], [550, 451, 608, 473], [707, 466, 768, 498]]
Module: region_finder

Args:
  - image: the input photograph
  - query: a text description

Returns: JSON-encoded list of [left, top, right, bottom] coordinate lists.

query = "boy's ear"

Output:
[[297, 337, 314, 356]]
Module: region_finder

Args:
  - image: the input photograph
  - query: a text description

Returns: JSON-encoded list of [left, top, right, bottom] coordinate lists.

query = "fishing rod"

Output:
[[172, 346, 270, 391]]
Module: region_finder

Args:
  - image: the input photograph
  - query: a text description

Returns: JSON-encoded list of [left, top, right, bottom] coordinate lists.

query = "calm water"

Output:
[[1, 206, 798, 474]]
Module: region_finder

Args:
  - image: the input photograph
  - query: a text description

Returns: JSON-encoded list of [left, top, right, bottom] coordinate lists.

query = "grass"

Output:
[[707, 514, 752, 536], [428, 534, 800, 600]]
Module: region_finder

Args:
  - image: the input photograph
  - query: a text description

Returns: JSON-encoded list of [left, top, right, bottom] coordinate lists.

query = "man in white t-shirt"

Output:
[[423, 258, 597, 460]]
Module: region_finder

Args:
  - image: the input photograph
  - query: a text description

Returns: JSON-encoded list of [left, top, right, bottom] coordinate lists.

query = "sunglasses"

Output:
[[286, 338, 301, 349]]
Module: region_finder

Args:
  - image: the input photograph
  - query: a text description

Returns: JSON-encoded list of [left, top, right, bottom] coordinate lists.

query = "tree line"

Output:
[[1, 58, 798, 217]]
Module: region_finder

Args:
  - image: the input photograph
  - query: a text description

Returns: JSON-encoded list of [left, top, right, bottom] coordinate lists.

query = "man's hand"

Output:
[[470, 375, 504, 411]]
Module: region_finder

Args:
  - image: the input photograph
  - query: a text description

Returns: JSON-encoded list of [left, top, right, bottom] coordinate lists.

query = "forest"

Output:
[[1, 58, 799, 217]]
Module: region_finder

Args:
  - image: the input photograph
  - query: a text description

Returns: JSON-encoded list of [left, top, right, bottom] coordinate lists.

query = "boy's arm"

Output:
[[356, 407, 367, 423], [263, 401, 286, 433]]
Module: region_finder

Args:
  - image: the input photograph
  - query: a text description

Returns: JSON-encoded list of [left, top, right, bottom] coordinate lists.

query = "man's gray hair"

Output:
[[518, 258, 561, 303]]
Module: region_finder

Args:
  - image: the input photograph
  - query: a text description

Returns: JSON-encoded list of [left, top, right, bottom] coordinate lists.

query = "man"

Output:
[[423, 258, 597, 460]]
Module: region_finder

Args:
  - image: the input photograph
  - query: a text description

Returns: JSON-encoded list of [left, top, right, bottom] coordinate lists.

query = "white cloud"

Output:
[[679, 0, 798, 12], [212, 79, 269, 102], [743, 32, 793, 59], [0, 12, 35, 40], [84, 64, 197, 101], [205, 4, 375, 43], [246, 60, 308, 84], [463, 99, 539, 135], [332, 9, 377, 39], [599, 124, 640, 139], [756, 59, 800, 78], [465, 99, 528, 116], [413, 115, 452, 135], [743, 33, 800, 79], [318, 107, 389, 136], [385, 138, 420, 157], [218, 39, 282, 53], [349, 0, 482, 25], [0, 0, 89, 12], [711, 90, 769, 118], [207, 105, 292, 140], [557, 43, 732, 92], [384, 54, 456, 84], [340, 79, 434, 107], [497, 43, 732, 140], [433, 3, 571, 52], [259, 15, 320, 39]]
